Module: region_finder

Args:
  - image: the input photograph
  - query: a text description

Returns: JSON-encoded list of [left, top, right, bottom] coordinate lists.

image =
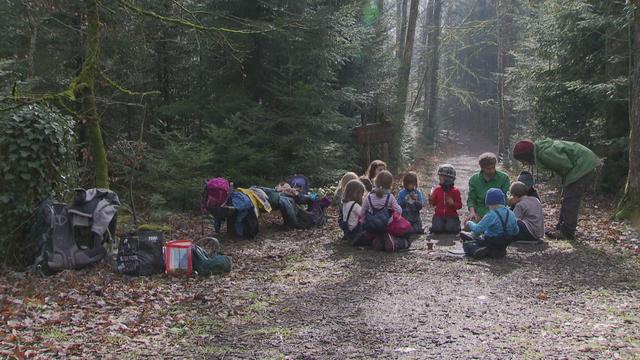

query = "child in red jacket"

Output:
[[429, 164, 462, 234]]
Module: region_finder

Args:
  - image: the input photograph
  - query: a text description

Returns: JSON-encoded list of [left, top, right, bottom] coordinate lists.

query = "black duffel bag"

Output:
[[116, 231, 164, 276]]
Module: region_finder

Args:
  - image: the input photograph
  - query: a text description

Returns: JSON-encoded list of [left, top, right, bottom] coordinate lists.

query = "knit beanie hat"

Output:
[[437, 164, 456, 180], [517, 171, 535, 188], [485, 188, 505, 206], [513, 140, 535, 162]]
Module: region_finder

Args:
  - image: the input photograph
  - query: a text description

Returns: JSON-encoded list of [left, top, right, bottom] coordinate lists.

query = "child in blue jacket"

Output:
[[461, 188, 519, 259], [397, 172, 426, 234]]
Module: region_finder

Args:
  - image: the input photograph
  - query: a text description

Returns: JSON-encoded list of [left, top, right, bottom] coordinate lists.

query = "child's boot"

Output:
[[459, 231, 475, 242], [471, 246, 490, 259], [489, 247, 507, 259], [351, 232, 370, 247], [372, 234, 385, 251], [383, 234, 396, 252]]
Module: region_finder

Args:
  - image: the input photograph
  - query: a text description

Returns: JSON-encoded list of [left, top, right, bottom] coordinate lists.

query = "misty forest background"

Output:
[[1, 0, 640, 265]]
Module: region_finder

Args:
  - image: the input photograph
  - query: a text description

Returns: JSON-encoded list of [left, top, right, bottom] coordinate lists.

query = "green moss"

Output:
[[43, 328, 69, 340], [137, 223, 171, 232]]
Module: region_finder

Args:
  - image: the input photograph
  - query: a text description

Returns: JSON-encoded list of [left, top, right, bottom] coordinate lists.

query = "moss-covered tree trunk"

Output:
[[75, 0, 109, 188], [616, 1, 640, 220]]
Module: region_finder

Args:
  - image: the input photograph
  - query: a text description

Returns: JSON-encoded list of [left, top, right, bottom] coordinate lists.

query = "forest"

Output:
[[0, 0, 640, 358]]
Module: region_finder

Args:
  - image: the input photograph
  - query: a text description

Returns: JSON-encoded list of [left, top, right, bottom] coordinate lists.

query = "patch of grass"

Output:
[[522, 350, 545, 360], [105, 334, 129, 346], [624, 280, 640, 290], [168, 302, 192, 315], [606, 307, 638, 324], [241, 291, 259, 300], [285, 254, 304, 263], [583, 341, 606, 351], [168, 325, 188, 337], [623, 335, 640, 347], [248, 300, 269, 313], [43, 328, 69, 341], [251, 326, 294, 338], [122, 351, 144, 360], [592, 289, 614, 297], [200, 345, 231, 356], [543, 326, 561, 335], [243, 314, 257, 322], [265, 356, 286, 360], [192, 318, 224, 335]]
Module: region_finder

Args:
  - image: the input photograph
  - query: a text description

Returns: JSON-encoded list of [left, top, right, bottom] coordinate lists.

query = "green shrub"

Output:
[[0, 104, 76, 266]]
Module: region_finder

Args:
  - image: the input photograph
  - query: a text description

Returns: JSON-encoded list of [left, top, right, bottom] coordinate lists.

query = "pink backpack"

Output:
[[202, 178, 230, 213]]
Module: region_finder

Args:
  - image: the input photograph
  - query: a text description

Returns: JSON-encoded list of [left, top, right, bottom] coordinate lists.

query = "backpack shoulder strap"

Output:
[[383, 193, 390, 208], [367, 194, 374, 210], [345, 202, 357, 223]]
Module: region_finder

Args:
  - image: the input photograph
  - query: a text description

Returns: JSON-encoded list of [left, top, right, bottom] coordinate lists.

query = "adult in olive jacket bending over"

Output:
[[512, 139, 602, 240]]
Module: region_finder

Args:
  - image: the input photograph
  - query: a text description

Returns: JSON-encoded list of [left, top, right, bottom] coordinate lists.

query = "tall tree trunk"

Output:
[[417, 0, 430, 100], [616, 0, 640, 220], [244, 3, 264, 103], [397, 0, 409, 59], [396, 0, 420, 113], [496, 0, 509, 162], [75, 0, 108, 188], [421, 0, 442, 145], [392, 0, 419, 167], [28, 21, 39, 78], [396, 0, 402, 52]]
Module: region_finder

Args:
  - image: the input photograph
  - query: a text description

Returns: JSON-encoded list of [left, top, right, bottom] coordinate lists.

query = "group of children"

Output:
[[333, 153, 545, 258]]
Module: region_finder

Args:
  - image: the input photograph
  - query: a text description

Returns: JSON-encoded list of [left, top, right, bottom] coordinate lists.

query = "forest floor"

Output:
[[2, 134, 640, 359]]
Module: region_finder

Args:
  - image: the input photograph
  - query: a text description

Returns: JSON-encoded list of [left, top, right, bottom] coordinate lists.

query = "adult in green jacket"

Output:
[[512, 138, 602, 240], [467, 152, 511, 221]]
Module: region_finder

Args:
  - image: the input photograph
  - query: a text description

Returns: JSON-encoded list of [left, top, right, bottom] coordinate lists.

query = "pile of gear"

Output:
[[31, 188, 231, 277]]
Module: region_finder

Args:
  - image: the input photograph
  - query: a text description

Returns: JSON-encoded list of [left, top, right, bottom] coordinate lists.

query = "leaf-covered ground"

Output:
[[1, 142, 640, 359]]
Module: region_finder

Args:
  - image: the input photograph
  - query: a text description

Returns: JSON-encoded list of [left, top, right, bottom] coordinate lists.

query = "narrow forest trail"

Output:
[[1, 137, 639, 359], [180, 137, 640, 359]]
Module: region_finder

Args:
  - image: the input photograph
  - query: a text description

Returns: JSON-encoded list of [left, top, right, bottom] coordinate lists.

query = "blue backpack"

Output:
[[363, 194, 391, 234]]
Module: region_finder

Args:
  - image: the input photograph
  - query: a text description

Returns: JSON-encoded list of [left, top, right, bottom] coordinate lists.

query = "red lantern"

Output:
[[164, 240, 193, 274]]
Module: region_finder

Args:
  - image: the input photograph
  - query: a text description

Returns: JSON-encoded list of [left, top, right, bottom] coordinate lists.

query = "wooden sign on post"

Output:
[[354, 122, 393, 168]]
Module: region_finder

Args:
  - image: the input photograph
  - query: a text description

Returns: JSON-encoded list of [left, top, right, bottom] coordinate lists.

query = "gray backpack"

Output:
[[32, 189, 119, 274]]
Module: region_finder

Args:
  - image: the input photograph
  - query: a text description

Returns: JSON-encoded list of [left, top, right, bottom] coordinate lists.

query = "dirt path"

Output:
[[1, 140, 639, 359], [183, 141, 640, 359]]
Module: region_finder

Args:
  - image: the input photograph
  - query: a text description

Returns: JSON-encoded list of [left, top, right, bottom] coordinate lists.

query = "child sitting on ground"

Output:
[[339, 179, 368, 246], [509, 181, 544, 243], [429, 164, 462, 234], [333, 172, 359, 207], [508, 171, 540, 209], [360, 170, 410, 252], [397, 172, 426, 234], [461, 188, 519, 259]]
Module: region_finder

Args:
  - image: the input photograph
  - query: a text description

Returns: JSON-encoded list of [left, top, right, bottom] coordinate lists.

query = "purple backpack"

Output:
[[202, 178, 231, 213]]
